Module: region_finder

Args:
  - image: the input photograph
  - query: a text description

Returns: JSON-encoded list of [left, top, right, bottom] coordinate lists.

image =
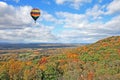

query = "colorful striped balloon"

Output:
[[30, 8, 40, 23]]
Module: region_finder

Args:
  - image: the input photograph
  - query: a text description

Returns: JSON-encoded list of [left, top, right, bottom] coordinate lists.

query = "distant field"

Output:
[[0, 43, 88, 50]]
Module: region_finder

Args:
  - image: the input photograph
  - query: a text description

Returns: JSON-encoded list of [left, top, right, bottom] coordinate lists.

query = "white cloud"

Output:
[[55, 10, 120, 43], [86, 0, 120, 18], [13, 0, 20, 3], [86, 5, 105, 20], [98, 0, 103, 3], [0, 1, 57, 43], [3, 0, 20, 3], [55, 0, 65, 4], [85, 0, 120, 16], [56, 12, 88, 28], [106, 0, 120, 14], [41, 11, 57, 22], [0, 1, 120, 43], [104, 15, 120, 32], [55, 0, 92, 9], [0, 1, 33, 29], [0, 25, 57, 43]]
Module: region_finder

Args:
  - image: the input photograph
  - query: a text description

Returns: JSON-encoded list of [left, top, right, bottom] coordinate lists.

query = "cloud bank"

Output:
[[0, 0, 120, 43]]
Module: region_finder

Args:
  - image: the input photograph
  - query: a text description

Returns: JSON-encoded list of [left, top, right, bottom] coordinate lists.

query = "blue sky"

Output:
[[0, 0, 120, 43]]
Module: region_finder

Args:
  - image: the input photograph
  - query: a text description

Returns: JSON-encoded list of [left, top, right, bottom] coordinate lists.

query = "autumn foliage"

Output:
[[0, 36, 120, 80]]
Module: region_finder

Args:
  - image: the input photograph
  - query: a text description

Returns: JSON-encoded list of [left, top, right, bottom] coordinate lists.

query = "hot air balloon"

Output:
[[30, 8, 40, 23]]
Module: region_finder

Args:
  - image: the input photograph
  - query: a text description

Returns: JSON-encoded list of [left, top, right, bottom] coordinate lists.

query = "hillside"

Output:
[[92, 36, 120, 48], [0, 36, 120, 80]]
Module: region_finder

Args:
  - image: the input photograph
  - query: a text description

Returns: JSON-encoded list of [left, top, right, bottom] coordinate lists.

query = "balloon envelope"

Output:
[[30, 8, 40, 22]]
